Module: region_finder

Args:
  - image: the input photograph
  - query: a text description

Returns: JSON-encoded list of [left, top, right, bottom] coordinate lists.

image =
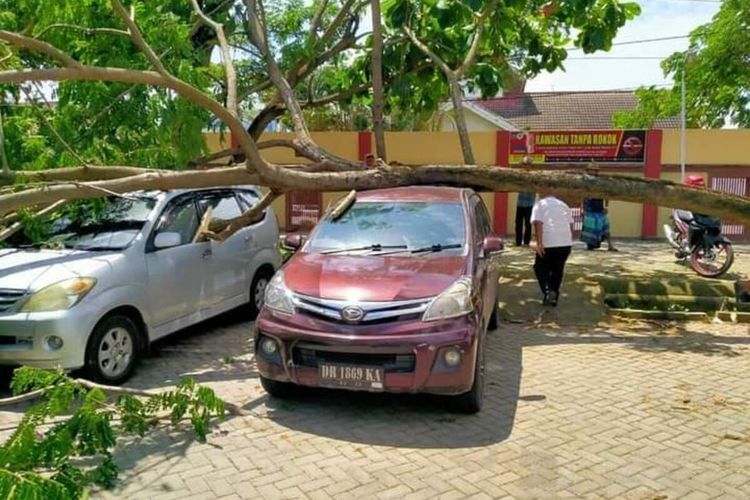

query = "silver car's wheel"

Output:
[[248, 268, 274, 319], [98, 327, 134, 379], [254, 277, 269, 311], [85, 314, 140, 384]]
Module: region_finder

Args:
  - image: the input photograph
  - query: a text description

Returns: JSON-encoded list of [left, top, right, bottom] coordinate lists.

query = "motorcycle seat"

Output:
[[674, 209, 694, 223], [691, 214, 721, 229]]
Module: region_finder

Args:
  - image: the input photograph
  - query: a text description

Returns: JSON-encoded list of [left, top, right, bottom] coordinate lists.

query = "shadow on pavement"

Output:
[[254, 325, 523, 449]]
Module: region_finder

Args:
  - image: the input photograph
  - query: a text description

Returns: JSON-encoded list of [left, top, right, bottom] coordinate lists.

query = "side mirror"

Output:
[[283, 234, 306, 250], [154, 232, 182, 249], [482, 236, 504, 257]]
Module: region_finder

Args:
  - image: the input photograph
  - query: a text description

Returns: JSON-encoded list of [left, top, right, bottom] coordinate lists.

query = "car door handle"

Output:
[[202, 249, 212, 259]]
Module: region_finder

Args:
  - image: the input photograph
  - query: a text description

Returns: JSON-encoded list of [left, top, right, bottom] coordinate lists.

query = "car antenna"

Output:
[[330, 190, 356, 221]]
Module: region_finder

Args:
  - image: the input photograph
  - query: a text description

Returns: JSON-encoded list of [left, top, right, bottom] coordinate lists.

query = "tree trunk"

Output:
[[1, 165, 748, 230], [448, 78, 474, 164], [370, 0, 387, 161], [0, 110, 9, 175]]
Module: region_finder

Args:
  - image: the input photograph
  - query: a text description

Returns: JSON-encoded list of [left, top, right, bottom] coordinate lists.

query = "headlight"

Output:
[[264, 272, 295, 315], [21, 277, 97, 313], [422, 276, 473, 322]]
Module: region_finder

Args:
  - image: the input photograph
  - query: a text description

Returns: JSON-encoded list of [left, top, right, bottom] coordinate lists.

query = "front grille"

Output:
[[293, 294, 432, 324], [293, 347, 415, 373], [0, 336, 32, 348], [0, 289, 26, 313]]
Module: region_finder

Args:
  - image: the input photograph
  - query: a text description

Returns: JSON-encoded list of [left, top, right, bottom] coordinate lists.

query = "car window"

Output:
[[306, 201, 467, 255], [199, 194, 242, 222], [473, 197, 492, 237], [237, 190, 266, 224], [156, 198, 200, 247], [237, 190, 261, 210]]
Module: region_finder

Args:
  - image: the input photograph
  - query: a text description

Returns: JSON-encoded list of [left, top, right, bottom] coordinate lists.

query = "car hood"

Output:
[[283, 252, 467, 301], [0, 248, 120, 291]]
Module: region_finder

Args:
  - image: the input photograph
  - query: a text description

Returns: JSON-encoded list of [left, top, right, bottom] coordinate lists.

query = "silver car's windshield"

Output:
[[14, 197, 156, 251]]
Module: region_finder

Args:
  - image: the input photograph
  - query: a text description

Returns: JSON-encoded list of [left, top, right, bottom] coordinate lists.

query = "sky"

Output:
[[525, 0, 721, 92]]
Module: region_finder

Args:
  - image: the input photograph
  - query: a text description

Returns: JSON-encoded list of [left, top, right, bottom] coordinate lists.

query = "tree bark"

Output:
[[0, 110, 9, 175], [0, 164, 748, 228], [448, 78, 475, 164], [0, 165, 156, 186], [370, 0, 387, 161]]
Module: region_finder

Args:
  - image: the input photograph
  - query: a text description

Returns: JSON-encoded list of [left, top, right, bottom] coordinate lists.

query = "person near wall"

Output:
[[580, 197, 619, 251], [580, 164, 619, 252], [515, 192, 536, 246], [531, 194, 574, 306]]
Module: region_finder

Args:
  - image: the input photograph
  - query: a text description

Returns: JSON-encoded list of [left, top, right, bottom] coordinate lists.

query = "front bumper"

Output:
[[0, 305, 99, 370], [254, 309, 482, 395]]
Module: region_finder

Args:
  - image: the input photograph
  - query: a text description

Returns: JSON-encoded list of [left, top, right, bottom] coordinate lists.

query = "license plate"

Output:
[[318, 363, 385, 391]]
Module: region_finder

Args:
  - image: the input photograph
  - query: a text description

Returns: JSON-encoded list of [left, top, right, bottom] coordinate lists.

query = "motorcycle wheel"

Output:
[[690, 242, 734, 278]]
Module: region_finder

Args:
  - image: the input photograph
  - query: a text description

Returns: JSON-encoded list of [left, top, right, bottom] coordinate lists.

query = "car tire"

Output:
[[450, 338, 485, 414], [260, 375, 296, 398], [487, 303, 498, 331], [248, 267, 274, 319], [84, 314, 139, 385]]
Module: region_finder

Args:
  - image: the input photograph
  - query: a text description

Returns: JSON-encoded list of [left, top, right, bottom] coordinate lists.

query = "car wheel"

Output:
[[451, 338, 485, 414], [248, 268, 274, 319], [487, 303, 498, 331], [85, 315, 139, 385], [260, 375, 296, 398]]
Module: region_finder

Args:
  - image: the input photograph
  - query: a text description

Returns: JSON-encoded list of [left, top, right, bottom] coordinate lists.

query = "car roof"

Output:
[[126, 186, 261, 200], [355, 186, 469, 203]]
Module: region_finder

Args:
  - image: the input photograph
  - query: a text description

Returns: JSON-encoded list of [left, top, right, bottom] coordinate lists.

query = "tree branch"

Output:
[[402, 26, 454, 77], [0, 65, 268, 175], [0, 200, 65, 242], [110, 0, 168, 74], [0, 165, 156, 186], [309, 0, 331, 41], [201, 189, 283, 241], [0, 30, 82, 69], [319, 0, 359, 48], [33, 24, 129, 39], [457, 0, 498, 76], [190, 0, 238, 116], [0, 167, 259, 215]]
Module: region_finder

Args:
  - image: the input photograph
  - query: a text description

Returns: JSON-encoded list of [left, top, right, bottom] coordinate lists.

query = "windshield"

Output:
[[13, 197, 156, 251], [306, 201, 467, 255]]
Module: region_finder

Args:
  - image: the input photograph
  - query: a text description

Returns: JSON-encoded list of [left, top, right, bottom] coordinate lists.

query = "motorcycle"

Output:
[[663, 209, 734, 277]]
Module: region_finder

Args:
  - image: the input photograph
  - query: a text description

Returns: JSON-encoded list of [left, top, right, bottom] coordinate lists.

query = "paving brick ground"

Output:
[[0, 242, 748, 499]]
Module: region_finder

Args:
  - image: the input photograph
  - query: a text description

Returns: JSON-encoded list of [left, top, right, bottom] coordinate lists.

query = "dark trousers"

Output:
[[515, 206, 532, 246], [534, 246, 572, 295]]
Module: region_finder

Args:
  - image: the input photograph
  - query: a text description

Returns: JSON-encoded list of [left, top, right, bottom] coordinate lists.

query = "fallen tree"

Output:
[[0, 0, 748, 241]]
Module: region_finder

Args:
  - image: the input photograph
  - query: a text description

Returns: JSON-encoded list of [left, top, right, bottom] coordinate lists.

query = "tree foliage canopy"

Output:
[[0, 0, 748, 235], [614, 0, 749, 129]]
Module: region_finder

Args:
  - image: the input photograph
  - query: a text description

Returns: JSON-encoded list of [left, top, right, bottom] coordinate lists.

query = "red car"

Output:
[[254, 187, 503, 413]]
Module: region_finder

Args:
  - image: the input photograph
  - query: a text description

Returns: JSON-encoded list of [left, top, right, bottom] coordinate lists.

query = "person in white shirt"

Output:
[[531, 194, 574, 306]]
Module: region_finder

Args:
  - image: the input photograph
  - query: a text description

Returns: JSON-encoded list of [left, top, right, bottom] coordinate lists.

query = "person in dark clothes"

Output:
[[531, 194, 574, 306], [580, 197, 618, 251], [515, 192, 535, 246], [580, 164, 618, 251]]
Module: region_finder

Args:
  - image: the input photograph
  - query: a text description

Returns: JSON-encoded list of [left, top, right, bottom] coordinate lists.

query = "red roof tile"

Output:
[[471, 91, 680, 130]]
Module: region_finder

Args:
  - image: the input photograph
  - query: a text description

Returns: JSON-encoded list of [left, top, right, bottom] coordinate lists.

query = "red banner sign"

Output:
[[509, 130, 646, 164]]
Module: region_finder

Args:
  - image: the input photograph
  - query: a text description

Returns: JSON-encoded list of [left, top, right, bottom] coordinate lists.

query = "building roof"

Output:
[[470, 91, 680, 130]]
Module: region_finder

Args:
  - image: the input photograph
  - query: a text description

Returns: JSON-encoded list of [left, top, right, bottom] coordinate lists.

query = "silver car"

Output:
[[0, 187, 280, 383]]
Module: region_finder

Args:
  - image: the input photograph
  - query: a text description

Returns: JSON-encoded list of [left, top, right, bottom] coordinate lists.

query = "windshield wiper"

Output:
[[371, 243, 465, 256], [321, 244, 407, 255], [410, 243, 463, 254]]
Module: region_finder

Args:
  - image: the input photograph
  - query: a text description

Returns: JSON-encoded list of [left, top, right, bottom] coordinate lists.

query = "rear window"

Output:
[[306, 201, 466, 255]]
